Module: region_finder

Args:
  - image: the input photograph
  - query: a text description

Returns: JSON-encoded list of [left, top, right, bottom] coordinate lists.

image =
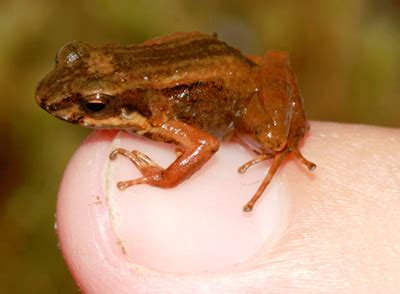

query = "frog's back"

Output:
[[99, 33, 259, 137], [101, 32, 257, 89]]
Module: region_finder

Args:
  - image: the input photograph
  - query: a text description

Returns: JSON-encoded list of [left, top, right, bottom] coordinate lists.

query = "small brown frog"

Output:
[[36, 32, 315, 211]]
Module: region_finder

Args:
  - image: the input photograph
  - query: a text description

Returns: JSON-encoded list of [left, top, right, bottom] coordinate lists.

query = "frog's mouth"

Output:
[[48, 107, 86, 125], [81, 112, 150, 130]]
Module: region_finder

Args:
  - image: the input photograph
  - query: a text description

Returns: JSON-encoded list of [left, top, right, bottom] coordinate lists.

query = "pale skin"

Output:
[[56, 122, 400, 293]]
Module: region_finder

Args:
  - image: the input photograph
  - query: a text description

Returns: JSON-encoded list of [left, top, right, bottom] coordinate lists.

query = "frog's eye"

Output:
[[56, 41, 90, 65], [82, 93, 112, 116]]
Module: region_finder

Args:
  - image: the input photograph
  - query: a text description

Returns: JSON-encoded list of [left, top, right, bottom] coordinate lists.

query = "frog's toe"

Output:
[[117, 178, 148, 190], [109, 148, 162, 170], [292, 148, 316, 170], [109, 148, 130, 160], [238, 154, 271, 173], [131, 150, 160, 168]]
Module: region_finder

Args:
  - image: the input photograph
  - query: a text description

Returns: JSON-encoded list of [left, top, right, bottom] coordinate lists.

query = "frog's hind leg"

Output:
[[240, 50, 316, 211]]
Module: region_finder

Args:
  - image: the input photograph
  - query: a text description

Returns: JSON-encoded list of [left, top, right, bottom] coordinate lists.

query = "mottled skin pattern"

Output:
[[36, 32, 315, 211]]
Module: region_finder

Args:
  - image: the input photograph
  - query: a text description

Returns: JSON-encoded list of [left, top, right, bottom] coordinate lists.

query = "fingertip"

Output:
[[56, 130, 293, 293]]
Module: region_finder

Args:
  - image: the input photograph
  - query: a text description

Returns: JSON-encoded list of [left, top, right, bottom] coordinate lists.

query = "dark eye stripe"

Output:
[[46, 93, 81, 111]]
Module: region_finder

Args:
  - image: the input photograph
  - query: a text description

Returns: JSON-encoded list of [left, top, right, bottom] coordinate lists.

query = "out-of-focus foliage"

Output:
[[0, 0, 398, 293]]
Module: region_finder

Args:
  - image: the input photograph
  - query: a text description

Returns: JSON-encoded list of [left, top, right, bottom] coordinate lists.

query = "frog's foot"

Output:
[[109, 148, 164, 190], [242, 147, 316, 212], [238, 154, 272, 173], [243, 150, 289, 212], [110, 148, 161, 169]]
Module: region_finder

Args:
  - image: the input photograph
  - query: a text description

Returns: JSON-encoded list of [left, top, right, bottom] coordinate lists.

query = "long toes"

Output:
[[132, 150, 153, 164], [237, 155, 271, 174], [109, 150, 119, 160], [109, 148, 129, 160], [293, 149, 316, 171], [117, 181, 130, 190], [117, 178, 147, 190], [238, 165, 249, 174], [242, 203, 253, 212], [132, 150, 161, 168], [307, 162, 317, 171]]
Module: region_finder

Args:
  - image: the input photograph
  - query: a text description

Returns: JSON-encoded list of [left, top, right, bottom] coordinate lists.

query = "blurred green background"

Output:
[[0, 0, 399, 292]]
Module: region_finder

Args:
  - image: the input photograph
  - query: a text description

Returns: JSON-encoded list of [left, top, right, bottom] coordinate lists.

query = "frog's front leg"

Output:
[[109, 149, 164, 189], [110, 120, 220, 190]]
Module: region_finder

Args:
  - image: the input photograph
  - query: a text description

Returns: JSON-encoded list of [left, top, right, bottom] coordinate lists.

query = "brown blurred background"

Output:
[[0, 0, 399, 292]]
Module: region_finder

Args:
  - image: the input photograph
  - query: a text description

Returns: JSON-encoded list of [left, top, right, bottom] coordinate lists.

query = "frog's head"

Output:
[[35, 41, 150, 131]]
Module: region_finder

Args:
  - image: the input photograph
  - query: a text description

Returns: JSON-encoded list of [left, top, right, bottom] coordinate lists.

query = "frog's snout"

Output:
[[35, 81, 49, 109], [36, 95, 56, 115], [35, 93, 48, 111]]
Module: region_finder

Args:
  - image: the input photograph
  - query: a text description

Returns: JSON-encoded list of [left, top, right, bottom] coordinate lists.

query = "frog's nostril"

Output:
[[49, 104, 59, 112], [40, 101, 49, 111], [36, 94, 48, 108]]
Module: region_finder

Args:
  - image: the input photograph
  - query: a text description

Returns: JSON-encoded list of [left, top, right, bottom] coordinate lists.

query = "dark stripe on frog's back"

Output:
[[101, 33, 256, 79], [161, 81, 248, 138]]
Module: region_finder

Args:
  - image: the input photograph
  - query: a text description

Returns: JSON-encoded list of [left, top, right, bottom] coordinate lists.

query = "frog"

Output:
[[35, 32, 315, 212]]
